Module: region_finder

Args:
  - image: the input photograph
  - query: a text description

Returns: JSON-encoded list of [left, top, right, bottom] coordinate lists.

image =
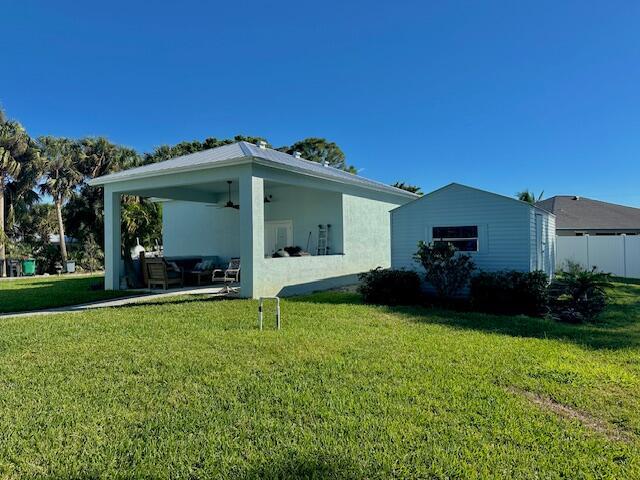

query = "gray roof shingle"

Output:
[[535, 196, 640, 230], [89, 141, 416, 198]]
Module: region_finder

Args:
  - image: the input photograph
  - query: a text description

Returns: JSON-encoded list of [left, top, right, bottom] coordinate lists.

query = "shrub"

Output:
[[549, 263, 612, 323], [470, 270, 549, 317], [413, 241, 476, 301], [358, 268, 422, 306]]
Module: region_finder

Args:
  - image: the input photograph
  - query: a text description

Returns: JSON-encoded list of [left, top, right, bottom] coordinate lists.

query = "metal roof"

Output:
[[392, 182, 554, 215], [89, 141, 417, 199], [535, 195, 640, 230]]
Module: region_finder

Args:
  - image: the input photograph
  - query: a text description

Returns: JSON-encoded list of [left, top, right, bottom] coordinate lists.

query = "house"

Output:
[[535, 195, 640, 236], [89, 141, 417, 297], [391, 183, 556, 278], [536, 196, 640, 278]]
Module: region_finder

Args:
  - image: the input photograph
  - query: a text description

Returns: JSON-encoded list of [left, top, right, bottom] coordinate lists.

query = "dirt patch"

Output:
[[507, 386, 633, 443]]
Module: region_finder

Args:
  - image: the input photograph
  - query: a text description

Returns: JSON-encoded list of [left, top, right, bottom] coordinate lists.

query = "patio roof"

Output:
[[88, 141, 417, 199]]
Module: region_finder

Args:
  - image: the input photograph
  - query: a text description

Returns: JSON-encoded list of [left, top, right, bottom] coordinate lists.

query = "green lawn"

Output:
[[0, 274, 137, 313], [0, 283, 638, 478]]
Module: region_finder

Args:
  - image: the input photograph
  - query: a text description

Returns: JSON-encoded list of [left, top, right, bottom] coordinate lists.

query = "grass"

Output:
[[0, 284, 638, 478], [0, 274, 138, 313]]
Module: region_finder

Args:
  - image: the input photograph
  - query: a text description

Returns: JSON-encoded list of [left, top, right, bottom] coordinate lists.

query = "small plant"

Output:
[[358, 267, 421, 305], [413, 241, 475, 301], [76, 235, 104, 273], [549, 262, 613, 323], [470, 270, 549, 317]]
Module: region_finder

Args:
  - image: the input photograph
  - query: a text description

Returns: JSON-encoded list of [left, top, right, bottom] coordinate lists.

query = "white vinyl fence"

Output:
[[556, 235, 640, 278]]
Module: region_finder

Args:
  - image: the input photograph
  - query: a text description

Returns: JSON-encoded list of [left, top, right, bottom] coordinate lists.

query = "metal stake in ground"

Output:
[[258, 296, 281, 330]]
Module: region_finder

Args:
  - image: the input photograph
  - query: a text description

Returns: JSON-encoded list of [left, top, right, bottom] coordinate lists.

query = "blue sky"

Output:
[[2, 0, 639, 205]]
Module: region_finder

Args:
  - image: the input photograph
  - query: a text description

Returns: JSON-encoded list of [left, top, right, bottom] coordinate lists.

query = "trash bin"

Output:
[[22, 258, 36, 276], [66, 261, 76, 273]]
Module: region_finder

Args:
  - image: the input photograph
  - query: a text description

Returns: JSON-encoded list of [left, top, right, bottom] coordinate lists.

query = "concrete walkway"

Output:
[[1, 285, 236, 319]]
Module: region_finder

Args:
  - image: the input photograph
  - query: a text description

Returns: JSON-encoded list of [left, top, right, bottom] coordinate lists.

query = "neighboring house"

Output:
[[89, 141, 417, 297], [48, 234, 78, 246], [535, 195, 640, 236], [391, 183, 556, 278]]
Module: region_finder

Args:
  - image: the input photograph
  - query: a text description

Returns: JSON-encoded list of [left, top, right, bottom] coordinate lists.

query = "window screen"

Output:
[[432, 225, 478, 252]]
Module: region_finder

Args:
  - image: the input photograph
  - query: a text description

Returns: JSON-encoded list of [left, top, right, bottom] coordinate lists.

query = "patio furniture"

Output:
[[212, 258, 240, 284], [185, 259, 218, 286], [145, 257, 184, 289]]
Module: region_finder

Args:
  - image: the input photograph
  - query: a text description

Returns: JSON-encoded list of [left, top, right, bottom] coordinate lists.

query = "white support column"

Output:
[[104, 188, 122, 290], [239, 170, 264, 298]]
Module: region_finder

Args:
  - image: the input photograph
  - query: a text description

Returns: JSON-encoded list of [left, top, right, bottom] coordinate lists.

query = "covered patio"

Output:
[[90, 142, 415, 298]]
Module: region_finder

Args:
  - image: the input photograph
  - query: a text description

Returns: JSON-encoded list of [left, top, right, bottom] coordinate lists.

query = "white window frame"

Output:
[[432, 225, 479, 252]]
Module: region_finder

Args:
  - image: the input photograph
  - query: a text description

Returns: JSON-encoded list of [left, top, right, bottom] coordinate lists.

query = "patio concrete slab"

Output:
[[1, 285, 236, 319]]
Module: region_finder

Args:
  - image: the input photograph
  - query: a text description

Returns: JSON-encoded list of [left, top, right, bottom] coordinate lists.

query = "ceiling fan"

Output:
[[205, 181, 273, 208], [222, 180, 240, 210]]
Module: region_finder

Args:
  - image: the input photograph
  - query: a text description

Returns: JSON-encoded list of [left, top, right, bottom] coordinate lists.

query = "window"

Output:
[[432, 226, 478, 252]]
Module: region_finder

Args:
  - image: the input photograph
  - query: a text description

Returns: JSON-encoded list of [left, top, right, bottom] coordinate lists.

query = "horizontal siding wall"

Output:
[[392, 184, 533, 274]]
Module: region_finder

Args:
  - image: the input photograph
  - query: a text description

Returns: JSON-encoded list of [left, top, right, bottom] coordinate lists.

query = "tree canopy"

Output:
[[392, 182, 423, 195], [516, 189, 543, 204], [278, 137, 357, 173]]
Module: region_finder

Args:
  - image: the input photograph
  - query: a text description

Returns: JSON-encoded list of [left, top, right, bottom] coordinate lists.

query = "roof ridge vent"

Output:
[[293, 151, 302, 159], [257, 140, 267, 149]]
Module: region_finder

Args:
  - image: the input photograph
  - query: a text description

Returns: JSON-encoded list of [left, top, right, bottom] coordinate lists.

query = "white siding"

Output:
[[391, 184, 555, 277]]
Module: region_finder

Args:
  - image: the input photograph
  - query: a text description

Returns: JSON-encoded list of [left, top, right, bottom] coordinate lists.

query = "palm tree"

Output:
[[0, 110, 40, 276], [517, 189, 544, 204], [38, 136, 84, 268]]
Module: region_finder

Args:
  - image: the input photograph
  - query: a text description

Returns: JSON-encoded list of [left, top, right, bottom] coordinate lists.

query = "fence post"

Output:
[[585, 234, 590, 270], [622, 234, 627, 278]]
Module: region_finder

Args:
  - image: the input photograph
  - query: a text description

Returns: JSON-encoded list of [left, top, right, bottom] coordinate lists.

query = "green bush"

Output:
[[470, 270, 549, 317], [358, 268, 422, 306], [549, 263, 612, 323], [413, 241, 476, 301]]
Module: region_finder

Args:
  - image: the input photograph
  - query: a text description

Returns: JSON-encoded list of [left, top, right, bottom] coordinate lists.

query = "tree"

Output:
[[278, 137, 357, 172], [65, 139, 142, 247], [38, 136, 84, 268], [517, 189, 544, 204], [76, 234, 103, 273], [0, 110, 40, 276], [80, 137, 140, 178], [392, 182, 423, 195]]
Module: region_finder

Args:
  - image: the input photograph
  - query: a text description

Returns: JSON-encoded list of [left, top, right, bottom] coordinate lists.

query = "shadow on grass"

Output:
[[239, 452, 360, 480], [291, 287, 640, 351], [99, 294, 244, 311]]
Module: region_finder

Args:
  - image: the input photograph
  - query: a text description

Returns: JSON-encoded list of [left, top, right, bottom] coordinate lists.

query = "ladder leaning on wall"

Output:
[[317, 224, 331, 255]]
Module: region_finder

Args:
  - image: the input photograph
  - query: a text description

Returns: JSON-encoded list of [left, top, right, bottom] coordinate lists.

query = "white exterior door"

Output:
[[535, 214, 544, 271], [265, 221, 293, 256]]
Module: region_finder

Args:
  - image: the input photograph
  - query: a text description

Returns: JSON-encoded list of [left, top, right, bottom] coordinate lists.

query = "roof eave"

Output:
[[88, 155, 417, 200], [87, 156, 252, 186], [251, 157, 418, 200]]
